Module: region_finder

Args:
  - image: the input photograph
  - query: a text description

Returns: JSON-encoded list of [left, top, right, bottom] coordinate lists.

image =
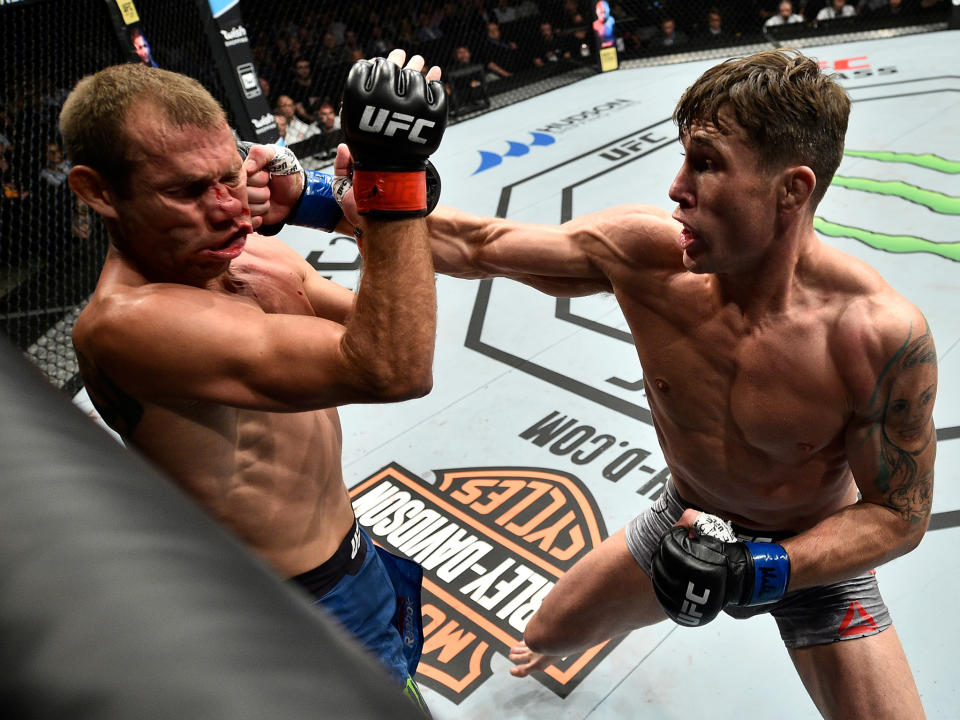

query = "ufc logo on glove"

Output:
[[358, 106, 437, 145], [678, 582, 711, 626]]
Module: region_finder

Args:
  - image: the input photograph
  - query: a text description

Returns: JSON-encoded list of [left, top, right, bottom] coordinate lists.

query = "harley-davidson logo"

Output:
[[350, 463, 620, 702]]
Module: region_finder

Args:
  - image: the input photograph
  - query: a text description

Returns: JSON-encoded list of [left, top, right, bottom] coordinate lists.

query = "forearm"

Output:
[[340, 218, 436, 400], [782, 500, 928, 591], [426, 205, 494, 277]]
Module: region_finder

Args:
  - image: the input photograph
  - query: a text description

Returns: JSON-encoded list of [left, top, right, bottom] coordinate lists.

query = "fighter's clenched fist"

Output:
[[340, 51, 447, 218]]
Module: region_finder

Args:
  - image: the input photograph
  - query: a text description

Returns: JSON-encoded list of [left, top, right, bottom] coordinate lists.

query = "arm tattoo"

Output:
[[867, 322, 937, 524]]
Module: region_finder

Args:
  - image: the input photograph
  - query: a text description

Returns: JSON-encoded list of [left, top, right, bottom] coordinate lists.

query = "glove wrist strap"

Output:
[[353, 169, 427, 216], [291, 170, 345, 231], [743, 542, 790, 606], [260, 170, 343, 236]]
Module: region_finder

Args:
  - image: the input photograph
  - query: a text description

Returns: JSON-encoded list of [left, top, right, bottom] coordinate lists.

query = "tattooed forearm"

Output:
[[870, 323, 937, 524], [883, 467, 934, 524]]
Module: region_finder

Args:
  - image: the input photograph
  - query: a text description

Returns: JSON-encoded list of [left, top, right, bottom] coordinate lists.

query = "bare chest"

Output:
[[224, 257, 314, 316], [634, 309, 849, 462]]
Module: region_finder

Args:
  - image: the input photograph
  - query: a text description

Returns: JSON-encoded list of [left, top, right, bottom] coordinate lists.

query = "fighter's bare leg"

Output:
[[510, 528, 667, 677], [789, 625, 924, 719]]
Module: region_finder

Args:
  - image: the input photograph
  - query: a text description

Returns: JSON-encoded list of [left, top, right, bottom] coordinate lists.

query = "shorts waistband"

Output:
[[291, 517, 367, 599], [665, 478, 795, 543]]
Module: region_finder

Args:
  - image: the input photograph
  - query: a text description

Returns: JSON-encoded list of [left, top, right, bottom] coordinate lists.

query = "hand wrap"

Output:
[[238, 141, 345, 236], [651, 513, 790, 627]]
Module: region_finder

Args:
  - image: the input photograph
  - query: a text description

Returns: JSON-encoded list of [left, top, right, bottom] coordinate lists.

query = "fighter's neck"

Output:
[[715, 228, 821, 323]]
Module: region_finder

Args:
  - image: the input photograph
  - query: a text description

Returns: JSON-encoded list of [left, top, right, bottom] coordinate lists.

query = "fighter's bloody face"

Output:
[[110, 113, 252, 285]]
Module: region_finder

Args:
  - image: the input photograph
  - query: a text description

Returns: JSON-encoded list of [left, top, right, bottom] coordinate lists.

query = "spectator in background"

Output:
[[701, 7, 730, 43], [532, 21, 574, 65], [395, 16, 419, 48], [275, 94, 320, 145], [273, 114, 287, 146], [481, 21, 522, 80], [366, 24, 392, 58], [654, 15, 689, 48], [317, 31, 349, 68], [446, 44, 489, 114], [342, 29, 364, 60], [39, 142, 71, 188], [764, 0, 805, 26], [870, 0, 917, 16], [282, 57, 321, 123], [493, 0, 521, 25], [258, 76, 274, 107], [817, 0, 857, 19], [417, 11, 445, 42], [317, 102, 342, 135], [556, 0, 588, 29], [1, 147, 29, 200]]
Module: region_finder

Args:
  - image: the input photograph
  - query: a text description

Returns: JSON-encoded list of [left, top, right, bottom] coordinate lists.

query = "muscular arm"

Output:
[[782, 309, 937, 589], [426, 203, 679, 297], [85, 217, 435, 412]]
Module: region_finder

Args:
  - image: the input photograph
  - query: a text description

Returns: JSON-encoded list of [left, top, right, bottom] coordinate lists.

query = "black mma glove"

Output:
[[652, 522, 790, 627], [340, 56, 447, 218]]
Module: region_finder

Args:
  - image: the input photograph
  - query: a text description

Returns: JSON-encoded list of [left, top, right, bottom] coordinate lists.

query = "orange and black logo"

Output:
[[350, 463, 621, 703]]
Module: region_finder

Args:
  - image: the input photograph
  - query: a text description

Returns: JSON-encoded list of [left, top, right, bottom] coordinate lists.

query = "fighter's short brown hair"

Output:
[[59, 63, 227, 194], [674, 49, 850, 208]]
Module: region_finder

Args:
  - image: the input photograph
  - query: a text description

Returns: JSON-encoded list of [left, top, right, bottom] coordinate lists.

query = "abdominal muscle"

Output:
[[130, 401, 355, 578], [652, 409, 861, 533]]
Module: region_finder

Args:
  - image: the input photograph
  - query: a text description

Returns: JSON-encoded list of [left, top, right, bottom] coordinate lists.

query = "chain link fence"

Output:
[[0, 0, 951, 394]]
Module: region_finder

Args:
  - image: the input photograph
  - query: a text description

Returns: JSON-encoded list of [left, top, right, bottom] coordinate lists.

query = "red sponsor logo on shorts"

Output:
[[838, 600, 878, 638]]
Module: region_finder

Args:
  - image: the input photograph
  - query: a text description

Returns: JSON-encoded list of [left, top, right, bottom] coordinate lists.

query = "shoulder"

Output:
[[829, 267, 934, 410], [243, 233, 312, 271]]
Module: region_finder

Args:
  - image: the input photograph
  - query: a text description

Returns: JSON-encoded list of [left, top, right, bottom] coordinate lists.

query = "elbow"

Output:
[[391, 370, 433, 402], [903, 514, 929, 553], [360, 364, 433, 403]]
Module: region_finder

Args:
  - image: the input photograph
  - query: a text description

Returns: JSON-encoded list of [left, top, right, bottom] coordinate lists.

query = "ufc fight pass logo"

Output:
[[359, 105, 436, 144]]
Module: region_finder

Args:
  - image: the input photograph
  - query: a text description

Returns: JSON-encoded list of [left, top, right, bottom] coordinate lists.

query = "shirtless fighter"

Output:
[[257, 48, 936, 719], [62, 50, 446, 709]]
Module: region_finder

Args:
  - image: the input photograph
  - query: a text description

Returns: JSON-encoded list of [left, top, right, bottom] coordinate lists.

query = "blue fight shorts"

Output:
[[291, 519, 427, 709]]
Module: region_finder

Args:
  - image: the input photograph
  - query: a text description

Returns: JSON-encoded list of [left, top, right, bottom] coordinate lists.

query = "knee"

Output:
[[523, 611, 565, 656]]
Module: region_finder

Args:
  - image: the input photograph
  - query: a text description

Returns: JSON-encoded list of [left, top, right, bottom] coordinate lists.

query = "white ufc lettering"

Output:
[[358, 105, 435, 144], [677, 581, 710, 626]]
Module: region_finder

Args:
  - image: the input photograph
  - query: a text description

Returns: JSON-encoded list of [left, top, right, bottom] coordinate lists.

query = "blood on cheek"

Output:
[[213, 185, 248, 218]]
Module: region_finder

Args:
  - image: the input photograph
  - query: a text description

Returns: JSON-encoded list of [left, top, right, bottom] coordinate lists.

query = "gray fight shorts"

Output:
[[625, 481, 891, 648]]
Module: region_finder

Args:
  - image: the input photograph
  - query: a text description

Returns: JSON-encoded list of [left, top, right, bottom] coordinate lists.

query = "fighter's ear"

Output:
[[779, 165, 816, 215], [68, 166, 119, 220]]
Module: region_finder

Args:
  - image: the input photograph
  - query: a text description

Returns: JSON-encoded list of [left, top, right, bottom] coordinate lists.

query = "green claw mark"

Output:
[[813, 218, 960, 262], [843, 150, 960, 174], [815, 150, 960, 261], [829, 176, 960, 215]]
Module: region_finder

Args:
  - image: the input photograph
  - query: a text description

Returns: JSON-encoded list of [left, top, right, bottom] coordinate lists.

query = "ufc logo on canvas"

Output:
[[359, 106, 436, 144], [677, 582, 710, 626]]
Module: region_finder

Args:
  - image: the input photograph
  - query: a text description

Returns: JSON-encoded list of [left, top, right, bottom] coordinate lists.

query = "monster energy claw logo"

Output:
[[816, 150, 960, 262]]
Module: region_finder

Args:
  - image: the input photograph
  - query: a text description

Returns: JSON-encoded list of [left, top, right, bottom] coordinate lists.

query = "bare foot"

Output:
[[508, 641, 559, 678]]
